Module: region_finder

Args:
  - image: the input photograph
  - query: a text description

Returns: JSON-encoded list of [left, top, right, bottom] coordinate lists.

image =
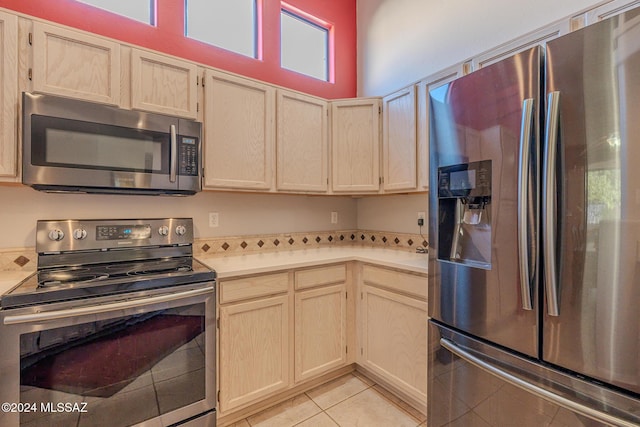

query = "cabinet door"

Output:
[[130, 49, 198, 119], [330, 98, 381, 193], [276, 90, 328, 192], [295, 284, 347, 382], [31, 22, 120, 105], [382, 86, 417, 192], [585, 0, 640, 25], [471, 20, 569, 70], [219, 294, 290, 412], [203, 70, 275, 190], [0, 11, 18, 179], [360, 285, 427, 407], [417, 64, 465, 190]]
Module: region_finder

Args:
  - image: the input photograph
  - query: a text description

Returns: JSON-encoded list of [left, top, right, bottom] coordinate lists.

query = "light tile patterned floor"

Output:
[[227, 373, 427, 427]]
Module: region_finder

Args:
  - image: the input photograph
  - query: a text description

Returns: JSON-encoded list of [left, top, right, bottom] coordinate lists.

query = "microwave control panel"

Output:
[[179, 136, 199, 176]]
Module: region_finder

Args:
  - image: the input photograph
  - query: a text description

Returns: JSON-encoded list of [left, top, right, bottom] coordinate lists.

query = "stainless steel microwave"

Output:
[[22, 92, 202, 195]]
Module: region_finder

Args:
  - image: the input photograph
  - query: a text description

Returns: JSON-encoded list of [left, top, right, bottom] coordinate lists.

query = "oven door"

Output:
[[0, 284, 216, 427]]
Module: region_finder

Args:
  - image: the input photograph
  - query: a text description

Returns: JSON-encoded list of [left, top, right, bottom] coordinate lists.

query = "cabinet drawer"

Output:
[[361, 265, 426, 300], [220, 272, 289, 304], [295, 264, 346, 290]]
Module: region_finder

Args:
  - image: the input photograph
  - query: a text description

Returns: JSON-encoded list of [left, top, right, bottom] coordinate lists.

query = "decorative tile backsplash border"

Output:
[[193, 229, 428, 257], [0, 248, 38, 272], [0, 229, 428, 272]]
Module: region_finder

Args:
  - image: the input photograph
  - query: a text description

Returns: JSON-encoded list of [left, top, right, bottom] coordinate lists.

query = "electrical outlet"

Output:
[[417, 212, 426, 227], [208, 212, 219, 228], [331, 211, 338, 224]]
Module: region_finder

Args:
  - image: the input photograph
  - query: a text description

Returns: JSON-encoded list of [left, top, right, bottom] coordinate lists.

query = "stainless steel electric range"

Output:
[[0, 218, 216, 427]]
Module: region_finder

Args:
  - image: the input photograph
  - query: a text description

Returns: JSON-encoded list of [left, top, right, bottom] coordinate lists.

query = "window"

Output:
[[280, 5, 330, 81], [76, 0, 155, 25], [185, 0, 258, 59]]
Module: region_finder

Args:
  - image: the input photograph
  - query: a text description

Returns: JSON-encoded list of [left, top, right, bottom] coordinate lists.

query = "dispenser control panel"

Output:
[[438, 160, 491, 198]]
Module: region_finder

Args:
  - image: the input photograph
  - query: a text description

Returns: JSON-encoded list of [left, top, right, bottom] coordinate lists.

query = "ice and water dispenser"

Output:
[[437, 160, 492, 269]]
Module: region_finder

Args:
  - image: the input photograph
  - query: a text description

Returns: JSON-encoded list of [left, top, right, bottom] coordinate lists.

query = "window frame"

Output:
[[280, 2, 335, 83], [75, 0, 156, 26], [184, 0, 262, 59]]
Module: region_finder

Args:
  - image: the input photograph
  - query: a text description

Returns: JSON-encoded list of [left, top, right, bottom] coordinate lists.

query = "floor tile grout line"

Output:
[[234, 372, 425, 427], [304, 374, 375, 412], [323, 407, 342, 427], [289, 401, 324, 427], [246, 394, 323, 427], [366, 385, 425, 426]]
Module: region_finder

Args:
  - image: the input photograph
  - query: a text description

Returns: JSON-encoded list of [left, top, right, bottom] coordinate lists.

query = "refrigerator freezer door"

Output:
[[429, 321, 640, 427], [429, 47, 540, 357], [544, 8, 640, 394]]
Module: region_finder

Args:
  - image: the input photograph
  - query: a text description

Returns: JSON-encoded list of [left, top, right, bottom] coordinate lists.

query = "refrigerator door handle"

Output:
[[518, 98, 535, 310], [440, 338, 638, 427], [543, 91, 561, 316]]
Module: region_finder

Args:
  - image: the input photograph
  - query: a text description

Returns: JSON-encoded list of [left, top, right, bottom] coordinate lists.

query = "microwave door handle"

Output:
[[518, 98, 535, 311], [543, 91, 561, 316], [170, 124, 177, 183]]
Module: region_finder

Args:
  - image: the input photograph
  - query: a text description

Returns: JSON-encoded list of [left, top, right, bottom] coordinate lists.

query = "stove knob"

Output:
[[73, 228, 87, 240], [158, 226, 170, 236], [175, 225, 187, 236], [48, 229, 65, 241]]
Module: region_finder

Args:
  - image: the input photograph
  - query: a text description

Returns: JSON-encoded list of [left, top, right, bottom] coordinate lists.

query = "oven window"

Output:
[[19, 303, 206, 426], [31, 115, 170, 173]]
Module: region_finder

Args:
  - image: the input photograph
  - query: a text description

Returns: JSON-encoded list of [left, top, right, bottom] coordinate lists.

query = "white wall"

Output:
[[357, 0, 606, 96], [0, 186, 357, 249], [355, 0, 611, 235], [357, 193, 427, 235]]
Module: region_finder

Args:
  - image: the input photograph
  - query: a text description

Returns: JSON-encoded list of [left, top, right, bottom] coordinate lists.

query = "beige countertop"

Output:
[[0, 271, 34, 297], [0, 248, 428, 297], [198, 247, 428, 279]]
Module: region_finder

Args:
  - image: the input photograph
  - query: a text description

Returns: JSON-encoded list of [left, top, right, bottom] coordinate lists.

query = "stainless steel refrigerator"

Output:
[[428, 8, 640, 427]]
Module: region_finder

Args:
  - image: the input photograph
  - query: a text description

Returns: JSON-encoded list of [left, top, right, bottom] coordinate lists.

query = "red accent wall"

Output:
[[0, 0, 356, 99]]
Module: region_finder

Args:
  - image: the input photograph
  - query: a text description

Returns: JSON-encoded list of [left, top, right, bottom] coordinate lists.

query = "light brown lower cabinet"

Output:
[[358, 265, 428, 411], [295, 283, 347, 382], [218, 293, 290, 412], [216, 262, 427, 420], [217, 265, 349, 416]]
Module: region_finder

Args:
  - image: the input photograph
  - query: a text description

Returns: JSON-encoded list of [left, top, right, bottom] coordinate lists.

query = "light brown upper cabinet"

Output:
[[382, 86, 417, 192], [203, 69, 275, 191], [276, 90, 328, 193], [471, 20, 570, 70], [330, 98, 381, 193], [31, 22, 120, 105], [130, 49, 198, 119], [0, 11, 18, 179], [416, 64, 466, 190]]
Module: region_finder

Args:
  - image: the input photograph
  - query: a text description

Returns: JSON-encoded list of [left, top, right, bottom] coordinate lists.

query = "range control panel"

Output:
[[36, 218, 193, 253]]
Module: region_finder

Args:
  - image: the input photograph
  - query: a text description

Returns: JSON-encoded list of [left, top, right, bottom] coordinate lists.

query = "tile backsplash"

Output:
[[193, 229, 428, 257], [0, 229, 428, 272]]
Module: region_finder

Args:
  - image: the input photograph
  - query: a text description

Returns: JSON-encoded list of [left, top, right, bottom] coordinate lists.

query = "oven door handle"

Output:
[[3, 286, 214, 325]]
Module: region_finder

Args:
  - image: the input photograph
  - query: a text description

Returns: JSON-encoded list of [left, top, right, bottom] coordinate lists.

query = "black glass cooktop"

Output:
[[1, 257, 215, 309]]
